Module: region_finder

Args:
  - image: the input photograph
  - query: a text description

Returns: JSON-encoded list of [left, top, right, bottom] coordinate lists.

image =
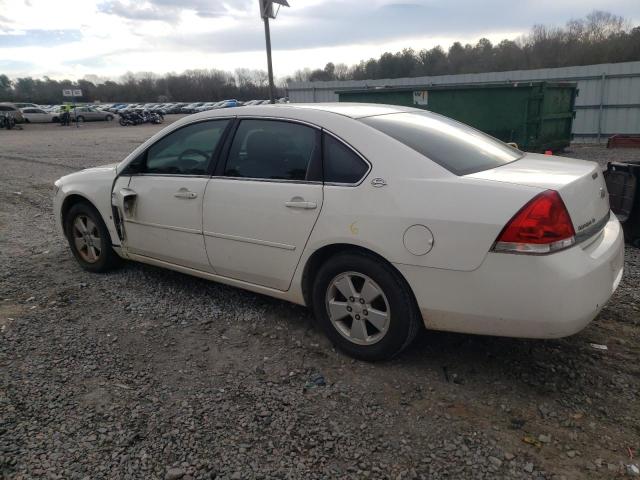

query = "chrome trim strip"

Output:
[[131, 174, 210, 178], [576, 210, 611, 244], [234, 115, 322, 131], [209, 176, 322, 185], [124, 219, 201, 235], [203, 230, 296, 251]]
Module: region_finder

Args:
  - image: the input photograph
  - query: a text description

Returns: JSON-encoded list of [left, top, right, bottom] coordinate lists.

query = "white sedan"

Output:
[[20, 107, 57, 123], [53, 103, 624, 360]]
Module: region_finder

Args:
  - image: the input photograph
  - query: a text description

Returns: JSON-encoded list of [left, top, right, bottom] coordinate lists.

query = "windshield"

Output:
[[360, 111, 523, 176]]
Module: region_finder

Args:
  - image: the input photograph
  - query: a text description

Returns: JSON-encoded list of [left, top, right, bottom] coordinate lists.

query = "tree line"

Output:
[[292, 11, 640, 82], [1, 10, 638, 104], [0, 69, 283, 105]]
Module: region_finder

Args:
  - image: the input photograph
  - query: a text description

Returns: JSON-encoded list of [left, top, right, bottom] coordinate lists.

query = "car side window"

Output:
[[142, 120, 230, 175], [323, 134, 369, 184], [224, 119, 319, 181]]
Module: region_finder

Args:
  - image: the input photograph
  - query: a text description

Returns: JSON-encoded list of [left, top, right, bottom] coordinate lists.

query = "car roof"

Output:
[[191, 102, 417, 122]]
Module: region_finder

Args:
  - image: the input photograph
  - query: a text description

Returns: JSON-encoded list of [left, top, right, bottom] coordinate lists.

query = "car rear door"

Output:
[[113, 119, 232, 271], [202, 118, 323, 290]]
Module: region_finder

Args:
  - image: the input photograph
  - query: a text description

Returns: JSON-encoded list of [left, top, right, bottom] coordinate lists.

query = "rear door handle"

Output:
[[285, 200, 317, 209], [174, 189, 198, 199]]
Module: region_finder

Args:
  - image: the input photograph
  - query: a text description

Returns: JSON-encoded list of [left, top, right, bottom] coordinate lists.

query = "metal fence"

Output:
[[287, 61, 640, 143]]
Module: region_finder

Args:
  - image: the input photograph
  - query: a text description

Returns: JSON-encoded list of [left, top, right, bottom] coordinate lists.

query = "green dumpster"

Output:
[[337, 82, 577, 152]]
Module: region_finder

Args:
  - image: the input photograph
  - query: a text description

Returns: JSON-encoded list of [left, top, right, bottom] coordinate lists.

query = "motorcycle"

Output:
[[0, 113, 16, 130], [149, 111, 164, 124], [119, 110, 163, 126]]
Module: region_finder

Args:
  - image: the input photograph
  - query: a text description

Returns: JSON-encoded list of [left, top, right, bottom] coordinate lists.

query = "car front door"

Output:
[[203, 118, 323, 290], [114, 119, 232, 271], [30, 108, 50, 122]]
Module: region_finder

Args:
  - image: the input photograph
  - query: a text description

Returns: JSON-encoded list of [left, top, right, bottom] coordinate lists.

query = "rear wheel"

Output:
[[105, 115, 114, 121], [64, 202, 121, 272], [76, 115, 85, 124], [311, 251, 421, 361]]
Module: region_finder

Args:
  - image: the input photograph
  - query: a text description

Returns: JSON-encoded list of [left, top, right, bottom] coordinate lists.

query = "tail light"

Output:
[[493, 190, 575, 254]]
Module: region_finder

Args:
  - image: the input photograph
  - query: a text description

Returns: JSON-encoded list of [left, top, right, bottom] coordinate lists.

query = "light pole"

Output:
[[259, 0, 289, 104]]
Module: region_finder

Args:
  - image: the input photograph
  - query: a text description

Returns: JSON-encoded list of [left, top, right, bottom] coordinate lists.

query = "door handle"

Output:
[[285, 200, 317, 209], [174, 190, 198, 199]]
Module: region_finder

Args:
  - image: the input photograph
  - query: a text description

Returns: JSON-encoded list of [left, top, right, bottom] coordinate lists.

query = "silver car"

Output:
[[52, 106, 115, 122]]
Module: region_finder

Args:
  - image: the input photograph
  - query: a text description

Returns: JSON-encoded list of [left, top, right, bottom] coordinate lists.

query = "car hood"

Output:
[[57, 163, 119, 185]]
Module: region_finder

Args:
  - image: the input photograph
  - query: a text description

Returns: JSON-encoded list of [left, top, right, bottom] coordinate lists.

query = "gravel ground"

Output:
[[1, 121, 639, 480]]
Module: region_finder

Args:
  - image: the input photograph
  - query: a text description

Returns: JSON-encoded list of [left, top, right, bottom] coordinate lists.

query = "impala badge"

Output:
[[371, 178, 387, 188], [592, 171, 599, 180]]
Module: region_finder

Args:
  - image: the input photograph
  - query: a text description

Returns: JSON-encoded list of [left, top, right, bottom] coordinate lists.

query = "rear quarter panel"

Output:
[[298, 116, 544, 272]]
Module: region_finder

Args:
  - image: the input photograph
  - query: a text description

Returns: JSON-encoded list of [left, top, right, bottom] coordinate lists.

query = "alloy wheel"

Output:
[[325, 271, 390, 345], [71, 215, 102, 263]]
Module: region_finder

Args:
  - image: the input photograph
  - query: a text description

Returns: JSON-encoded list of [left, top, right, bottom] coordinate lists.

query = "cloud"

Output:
[[0, 0, 638, 79], [97, 1, 180, 22], [98, 0, 254, 22], [0, 29, 82, 47]]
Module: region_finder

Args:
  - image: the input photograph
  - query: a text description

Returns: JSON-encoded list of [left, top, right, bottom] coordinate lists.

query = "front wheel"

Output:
[[105, 115, 114, 121], [64, 202, 121, 273], [119, 117, 127, 126], [311, 251, 421, 361]]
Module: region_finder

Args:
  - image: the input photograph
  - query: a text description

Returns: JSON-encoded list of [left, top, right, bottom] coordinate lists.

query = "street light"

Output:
[[259, 0, 289, 104]]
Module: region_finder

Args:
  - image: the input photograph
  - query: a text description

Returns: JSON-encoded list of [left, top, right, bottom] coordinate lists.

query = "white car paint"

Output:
[[53, 103, 624, 343], [21, 108, 56, 123]]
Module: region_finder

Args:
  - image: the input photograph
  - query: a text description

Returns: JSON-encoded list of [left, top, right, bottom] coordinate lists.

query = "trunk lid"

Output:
[[468, 153, 610, 236]]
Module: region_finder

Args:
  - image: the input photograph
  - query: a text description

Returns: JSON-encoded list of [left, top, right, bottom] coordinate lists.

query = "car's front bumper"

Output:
[[395, 214, 624, 339]]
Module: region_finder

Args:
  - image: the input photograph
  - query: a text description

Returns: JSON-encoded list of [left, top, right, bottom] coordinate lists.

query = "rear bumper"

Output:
[[395, 214, 624, 338]]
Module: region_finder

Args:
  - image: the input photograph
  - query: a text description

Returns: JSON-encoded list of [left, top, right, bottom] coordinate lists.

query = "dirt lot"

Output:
[[1, 119, 639, 480]]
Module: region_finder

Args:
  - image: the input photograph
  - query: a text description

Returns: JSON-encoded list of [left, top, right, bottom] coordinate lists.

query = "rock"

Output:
[[488, 456, 503, 468], [504, 453, 515, 461], [524, 463, 534, 473], [165, 467, 185, 480], [538, 434, 551, 444], [627, 464, 640, 476]]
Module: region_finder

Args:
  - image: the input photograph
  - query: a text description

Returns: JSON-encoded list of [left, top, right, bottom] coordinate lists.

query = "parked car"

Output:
[[52, 103, 623, 361], [192, 102, 215, 113], [20, 107, 56, 123], [215, 99, 239, 109], [52, 106, 115, 122], [13, 102, 40, 109], [181, 102, 204, 113], [0, 103, 25, 123]]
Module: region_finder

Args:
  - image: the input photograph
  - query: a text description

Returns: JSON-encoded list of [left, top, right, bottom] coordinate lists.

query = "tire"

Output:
[[76, 116, 85, 124], [106, 115, 114, 121], [311, 251, 421, 361], [64, 202, 121, 273], [119, 118, 127, 126], [25, 119, 30, 123]]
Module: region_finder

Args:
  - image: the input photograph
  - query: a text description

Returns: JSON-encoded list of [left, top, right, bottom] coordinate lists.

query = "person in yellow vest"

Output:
[[61, 104, 72, 126]]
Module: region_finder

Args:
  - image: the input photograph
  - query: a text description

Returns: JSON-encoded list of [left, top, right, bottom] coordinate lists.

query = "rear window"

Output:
[[360, 111, 522, 176]]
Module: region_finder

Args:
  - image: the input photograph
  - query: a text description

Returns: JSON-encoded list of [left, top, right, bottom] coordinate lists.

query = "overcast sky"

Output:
[[0, 0, 638, 80]]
